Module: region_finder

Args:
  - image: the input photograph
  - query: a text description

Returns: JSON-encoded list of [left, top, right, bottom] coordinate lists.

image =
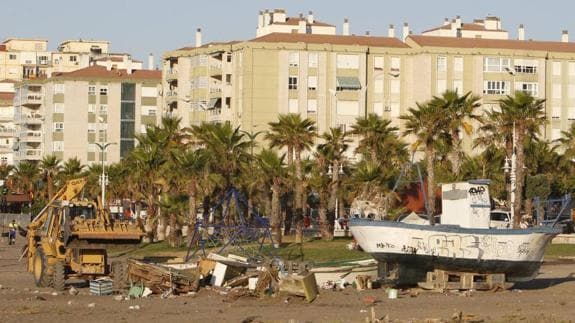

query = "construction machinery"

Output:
[[25, 177, 145, 290]]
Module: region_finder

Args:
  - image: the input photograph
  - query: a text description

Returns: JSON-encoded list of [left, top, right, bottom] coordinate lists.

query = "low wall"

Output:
[[552, 234, 575, 244]]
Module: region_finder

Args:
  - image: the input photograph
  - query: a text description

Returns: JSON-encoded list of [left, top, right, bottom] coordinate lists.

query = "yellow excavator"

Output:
[[26, 177, 145, 290]]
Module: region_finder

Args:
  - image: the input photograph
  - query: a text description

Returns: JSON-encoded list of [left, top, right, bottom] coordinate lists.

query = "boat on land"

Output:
[[349, 180, 560, 282]]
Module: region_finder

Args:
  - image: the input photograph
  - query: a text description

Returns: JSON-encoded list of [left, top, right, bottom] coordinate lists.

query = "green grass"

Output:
[[544, 244, 575, 258]]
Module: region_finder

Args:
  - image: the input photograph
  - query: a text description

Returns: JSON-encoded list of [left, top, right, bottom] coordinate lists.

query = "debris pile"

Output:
[[127, 259, 199, 295]]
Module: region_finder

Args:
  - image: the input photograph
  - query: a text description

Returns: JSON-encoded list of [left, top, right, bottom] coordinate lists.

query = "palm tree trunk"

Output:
[[326, 160, 339, 240], [319, 188, 331, 240], [168, 213, 179, 247], [294, 149, 304, 243], [513, 128, 526, 228], [450, 131, 462, 177], [187, 180, 197, 242], [271, 181, 282, 245], [47, 175, 53, 200], [425, 145, 436, 223]]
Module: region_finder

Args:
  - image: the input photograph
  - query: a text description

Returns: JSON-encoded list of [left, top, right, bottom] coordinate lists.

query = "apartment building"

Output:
[[14, 65, 161, 165], [163, 10, 575, 157], [0, 39, 51, 81], [0, 89, 15, 165]]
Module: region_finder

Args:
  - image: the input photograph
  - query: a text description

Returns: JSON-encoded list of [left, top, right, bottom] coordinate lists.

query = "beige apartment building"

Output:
[[14, 65, 161, 165], [163, 11, 575, 158], [0, 90, 15, 165]]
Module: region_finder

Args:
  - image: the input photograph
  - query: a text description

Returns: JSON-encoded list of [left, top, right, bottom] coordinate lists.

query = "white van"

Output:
[[490, 209, 511, 229]]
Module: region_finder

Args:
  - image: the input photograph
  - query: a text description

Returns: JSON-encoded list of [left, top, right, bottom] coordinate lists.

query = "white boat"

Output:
[[349, 180, 560, 282]]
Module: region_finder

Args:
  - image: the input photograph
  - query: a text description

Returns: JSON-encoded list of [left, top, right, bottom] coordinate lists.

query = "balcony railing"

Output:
[[165, 91, 178, 104], [23, 114, 43, 124], [165, 70, 178, 82], [0, 128, 15, 137], [22, 94, 42, 106], [20, 131, 42, 142], [0, 144, 12, 152], [0, 114, 13, 122], [24, 149, 42, 160]]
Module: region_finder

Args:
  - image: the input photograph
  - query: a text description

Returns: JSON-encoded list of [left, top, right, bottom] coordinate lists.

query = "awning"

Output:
[[207, 97, 221, 109], [336, 77, 362, 90]]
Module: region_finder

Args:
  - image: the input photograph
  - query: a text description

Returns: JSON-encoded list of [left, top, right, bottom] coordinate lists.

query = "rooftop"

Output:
[[50, 65, 161, 81], [408, 35, 575, 53], [251, 32, 409, 48]]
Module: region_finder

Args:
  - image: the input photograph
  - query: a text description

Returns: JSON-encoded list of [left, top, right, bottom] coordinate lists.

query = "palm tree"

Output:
[[158, 193, 188, 247], [495, 91, 546, 227], [317, 127, 350, 240], [257, 149, 287, 244], [174, 149, 207, 233], [556, 123, 575, 160], [350, 114, 400, 162], [12, 161, 40, 211], [59, 157, 84, 182], [266, 114, 316, 243], [40, 155, 62, 200], [429, 90, 482, 176], [401, 102, 449, 221]]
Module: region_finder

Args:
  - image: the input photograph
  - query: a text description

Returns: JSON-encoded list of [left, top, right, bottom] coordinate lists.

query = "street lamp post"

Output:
[[327, 163, 344, 230], [95, 142, 115, 208]]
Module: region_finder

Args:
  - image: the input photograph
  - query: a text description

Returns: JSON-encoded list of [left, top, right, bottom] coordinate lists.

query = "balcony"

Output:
[[0, 128, 15, 137], [165, 70, 178, 82], [165, 91, 178, 104], [209, 63, 222, 76], [23, 149, 42, 160], [20, 131, 42, 143], [22, 113, 43, 124], [22, 94, 42, 107], [0, 144, 12, 153], [0, 114, 13, 122]]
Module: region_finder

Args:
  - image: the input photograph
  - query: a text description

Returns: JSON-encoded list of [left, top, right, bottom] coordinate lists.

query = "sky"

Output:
[[2, 0, 575, 66]]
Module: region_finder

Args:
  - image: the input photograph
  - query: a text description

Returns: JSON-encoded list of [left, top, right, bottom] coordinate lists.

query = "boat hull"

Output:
[[349, 219, 559, 282]]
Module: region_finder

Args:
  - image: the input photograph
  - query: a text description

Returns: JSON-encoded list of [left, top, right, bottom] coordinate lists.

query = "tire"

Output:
[[33, 248, 52, 288], [112, 261, 128, 290], [53, 261, 66, 291]]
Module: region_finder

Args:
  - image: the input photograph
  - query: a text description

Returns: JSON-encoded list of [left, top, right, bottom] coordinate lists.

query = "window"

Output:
[[98, 129, 107, 142], [226, 53, 232, 63], [454, 57, 464, 72], [553, 83, 562, 99], [288, 76, 298, 90], [288, 52, 299, 67], [54, 122, 64, 132], [514, 59, 538, 74], [141, 87, 158, 97], [88, 104, 96, 113], [99, 86, 108, 96], [390, 102, 400, 117], [54, 103, 64, 113], [225, 74, 232, 85], [198, 55, 208, 66], [390, 57, 401, 71], [374, 79, 384, 94], [437, 79, 447, 95], [307, 99, 317, 113], [308, 53, 318, 68], [88, 143, 97, 152], [453, 80, 463, 93], [308, 76, 317, 90], [198, 76, 208, 88], [99, 105, 108, 114], [374, 57, 384, 70], [337, 54, 360, 69], [552, 106, 561, 119], [69, 55, 77, 62], [569, 62, 575, 76], [373, 102, 384, 116], [54, 83, 64, 94], [53, 141, 64, 152], [87, 123, 97, 133], [337, 124, 347, 133], [483, 57, 511, 72], [437, 56, 447, 72], [390, 79, 400, 94], [9, 54, 16, 60], [553, 62, 562, 76], [517, 82, 538, 97], [288, 99, 298, 113], [38, 56, 48, 65], [483, 81, 509, 95], [552, 128, 562, 141], [337, 100, 360, 116], [88, 86, 96, 95]]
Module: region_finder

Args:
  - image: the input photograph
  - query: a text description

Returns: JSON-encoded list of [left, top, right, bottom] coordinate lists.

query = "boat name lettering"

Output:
[[517, 243, 531, 255], [376, 242, 395, 249], [401, 245, 417, 254], [468, 186, 486, 195]]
